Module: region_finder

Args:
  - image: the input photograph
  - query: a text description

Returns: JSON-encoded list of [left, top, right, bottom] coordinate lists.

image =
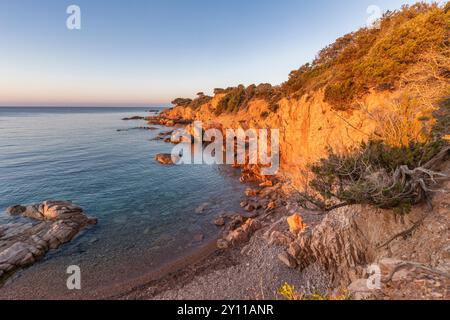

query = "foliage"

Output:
[[282, 3, 449, 110], [214, 83, 282, 116], [172, 94, 212, 110], [171, 98, 192, 107], [278, 283, 350, 301], [172, 3, 448, 114], [362, 93, 438, 147], [303, 140, 447, 213]]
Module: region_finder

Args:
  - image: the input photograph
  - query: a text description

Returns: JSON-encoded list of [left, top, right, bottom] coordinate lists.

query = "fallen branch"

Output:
[[382, 261, 450, 283]]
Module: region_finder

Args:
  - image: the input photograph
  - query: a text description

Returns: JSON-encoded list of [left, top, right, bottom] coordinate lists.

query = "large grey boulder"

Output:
[[1, 200, 97, 279]]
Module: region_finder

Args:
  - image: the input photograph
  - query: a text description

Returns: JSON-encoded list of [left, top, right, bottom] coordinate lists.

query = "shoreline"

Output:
[[2, 110, 448, 300], [0, 111, 278, 300]]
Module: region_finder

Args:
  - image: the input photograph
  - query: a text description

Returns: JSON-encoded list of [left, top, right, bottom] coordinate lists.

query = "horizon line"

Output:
[[0, 104, 172, 108]]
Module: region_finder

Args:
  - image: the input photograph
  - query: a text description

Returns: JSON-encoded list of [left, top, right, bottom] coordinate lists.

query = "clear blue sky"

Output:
[[0, 0, 431, 106]]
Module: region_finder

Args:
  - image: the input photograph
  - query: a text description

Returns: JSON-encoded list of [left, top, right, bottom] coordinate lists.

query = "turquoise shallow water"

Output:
[[0, 107, 247, 295]]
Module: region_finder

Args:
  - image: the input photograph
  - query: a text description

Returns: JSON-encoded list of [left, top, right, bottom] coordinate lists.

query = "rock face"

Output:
[[284, 205, 421, 286], [0, 201, 97, 279], [282, 184, 450, 294], [224, 218, 262, 246], [158, 87, 435, 189]]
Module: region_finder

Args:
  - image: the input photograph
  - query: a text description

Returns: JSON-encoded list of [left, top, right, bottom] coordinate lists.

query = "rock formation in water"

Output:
[[0, 201, 97, 279]]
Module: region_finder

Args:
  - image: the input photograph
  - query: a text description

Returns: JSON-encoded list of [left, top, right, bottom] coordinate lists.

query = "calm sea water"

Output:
[[0, 107, 247, 296]]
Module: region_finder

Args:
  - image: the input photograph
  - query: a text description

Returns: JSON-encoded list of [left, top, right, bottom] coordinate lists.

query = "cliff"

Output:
[[161, 3, 449, 187]]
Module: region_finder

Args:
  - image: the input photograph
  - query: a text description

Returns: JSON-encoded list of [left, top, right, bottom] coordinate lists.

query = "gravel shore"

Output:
[[118, 207, 330, 300]]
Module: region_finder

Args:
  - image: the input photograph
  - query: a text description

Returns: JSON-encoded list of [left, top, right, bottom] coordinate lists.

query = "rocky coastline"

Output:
[[2, 109, 447, 300], [0, 201, 97, 282], [119, 111, 450, 300]]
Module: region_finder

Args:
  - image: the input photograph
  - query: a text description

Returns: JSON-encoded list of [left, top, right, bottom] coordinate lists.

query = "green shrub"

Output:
[[214, 84, 282, 116], [303, 139, 446, 212], [171, 98, 192, 107], [172, 95, 212, 110]]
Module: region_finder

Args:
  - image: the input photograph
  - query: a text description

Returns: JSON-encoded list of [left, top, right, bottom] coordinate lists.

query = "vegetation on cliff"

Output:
[[283, 2, 449, 110], [168, 2, 450, 214], [300, 141, 448, 213], [171, 3, 449, 115]]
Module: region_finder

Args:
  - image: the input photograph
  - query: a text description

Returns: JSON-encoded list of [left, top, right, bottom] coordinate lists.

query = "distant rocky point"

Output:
[[122, 116, 145, 121]]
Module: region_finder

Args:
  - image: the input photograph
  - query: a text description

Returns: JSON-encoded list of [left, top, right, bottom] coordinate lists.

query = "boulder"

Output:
[[266, 201, 277, 211], [155, 153, 178, 165], [195, 203, 209, 214], [42, 201, 83, 220], [0, 201, 96, 280], [268, 231, 293, 246], [259, 180, 273, 188], [245, 188, 260, 197], [287, 213, 307, 235], [287, 204, 429, 288], [22, 205, 44, 220], [258, 184, 280, 199], [244, 204, 256, 212], [0, 242, 36, 268], [225, 219, 262, 246], [217, 239, 229, 250], [228, 215, 245, 230], [6, 205, 26, 216], [193, 234, 204, 242]]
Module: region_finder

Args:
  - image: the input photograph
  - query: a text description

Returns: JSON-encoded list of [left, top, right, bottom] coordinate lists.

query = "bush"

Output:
[[302, 140, 447, 213], [172, 95, 212, 110], [171, 98, 192, 107], [323, 79, 358, 110], [278, 283, 350, 301], [214, 84, 282, 116]]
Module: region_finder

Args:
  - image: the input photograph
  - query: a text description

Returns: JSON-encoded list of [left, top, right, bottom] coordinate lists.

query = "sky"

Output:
[[0, 0, 438, 107]]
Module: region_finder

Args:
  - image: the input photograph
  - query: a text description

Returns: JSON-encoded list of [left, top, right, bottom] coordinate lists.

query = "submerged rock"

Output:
[[195, 203, 209, 214], [193, 234, 204, 242], [1, 201, 97, 279], [213, 217, 226, 227], [117, 126, 158, 132], [278, 252, 297, 269]]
